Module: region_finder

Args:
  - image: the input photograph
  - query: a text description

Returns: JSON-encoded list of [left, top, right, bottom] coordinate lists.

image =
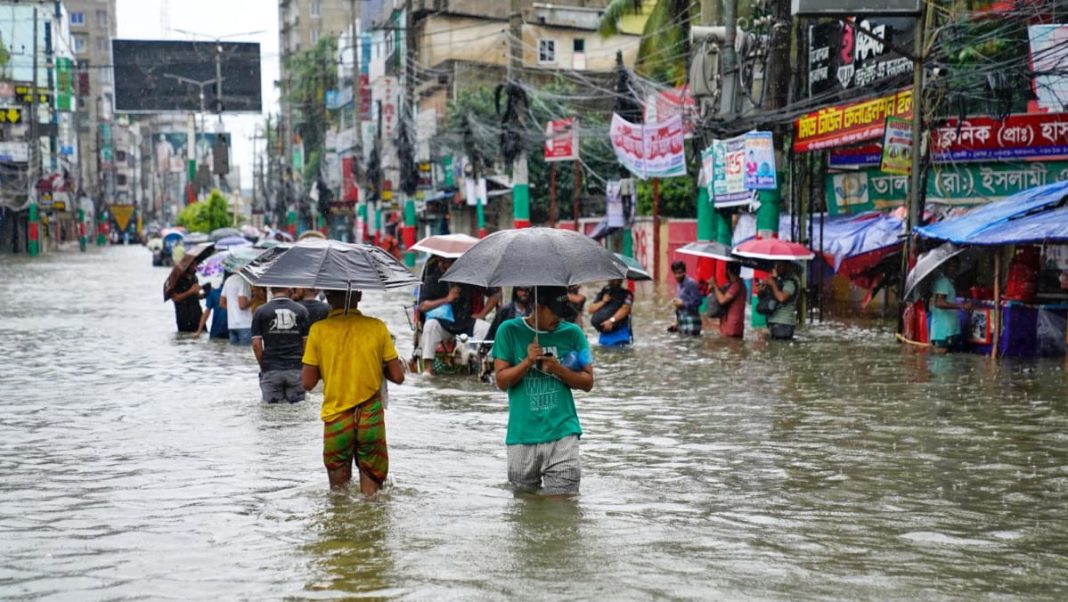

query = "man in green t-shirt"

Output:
[[493, 285, 594, 495]]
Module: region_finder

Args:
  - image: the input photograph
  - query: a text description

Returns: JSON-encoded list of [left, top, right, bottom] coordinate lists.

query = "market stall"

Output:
[[910, 180, 1068, 358]]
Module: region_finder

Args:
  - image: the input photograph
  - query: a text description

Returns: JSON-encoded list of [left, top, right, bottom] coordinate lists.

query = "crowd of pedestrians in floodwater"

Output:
[[158, 231, 810, 499]]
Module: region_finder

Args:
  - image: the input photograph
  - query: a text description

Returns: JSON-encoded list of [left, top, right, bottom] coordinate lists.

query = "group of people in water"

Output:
[[162, 247, 803, 499]]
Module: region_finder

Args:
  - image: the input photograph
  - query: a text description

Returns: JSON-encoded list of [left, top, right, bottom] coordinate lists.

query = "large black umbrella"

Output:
[[441, 227, 628, 287], [240, 239, 418, 291], [903, 242, 974, 301]]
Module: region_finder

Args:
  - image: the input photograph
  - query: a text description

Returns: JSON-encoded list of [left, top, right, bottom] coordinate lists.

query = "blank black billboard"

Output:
[[112, 40, 262, 113]]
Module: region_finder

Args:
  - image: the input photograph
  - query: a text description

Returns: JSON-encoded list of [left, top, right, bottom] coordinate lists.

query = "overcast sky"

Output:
[[116, 0, 281, 191]]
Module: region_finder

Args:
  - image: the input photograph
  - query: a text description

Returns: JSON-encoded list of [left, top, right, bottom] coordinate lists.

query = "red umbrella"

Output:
[[733, 238, 815, 261], [409, 233, 480, 258]]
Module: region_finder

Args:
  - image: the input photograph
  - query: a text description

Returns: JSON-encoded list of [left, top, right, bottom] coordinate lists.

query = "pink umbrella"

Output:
[[409, 233, 480, 258], [733, 238, 815, 261]]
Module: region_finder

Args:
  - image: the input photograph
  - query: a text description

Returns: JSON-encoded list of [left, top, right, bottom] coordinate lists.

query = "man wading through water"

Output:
[[302, 289, 405, 495], [493, 286, 594, 496]]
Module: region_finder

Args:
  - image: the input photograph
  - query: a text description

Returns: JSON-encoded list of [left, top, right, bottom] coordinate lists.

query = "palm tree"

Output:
[[598, 0, 694, 86]]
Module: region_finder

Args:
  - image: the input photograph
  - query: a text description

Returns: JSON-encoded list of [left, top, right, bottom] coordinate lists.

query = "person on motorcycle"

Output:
[[418, 257, 494, 375]]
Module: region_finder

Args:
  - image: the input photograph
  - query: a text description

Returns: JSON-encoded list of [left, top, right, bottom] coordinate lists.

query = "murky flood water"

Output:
[[2, 245, 1068, 600]]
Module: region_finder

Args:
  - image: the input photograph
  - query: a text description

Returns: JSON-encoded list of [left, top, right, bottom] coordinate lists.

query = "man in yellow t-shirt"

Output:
[[301, 289, 405, 495]]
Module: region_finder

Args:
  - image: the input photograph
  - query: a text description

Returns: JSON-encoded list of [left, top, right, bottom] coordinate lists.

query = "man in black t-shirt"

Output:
[[291, 287, 331, 326], [252, 287, 310, 403]]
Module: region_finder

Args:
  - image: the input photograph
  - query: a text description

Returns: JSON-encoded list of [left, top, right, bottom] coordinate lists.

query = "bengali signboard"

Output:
[[711, 136, 748, 207], [544, 117, 579, 162], [794, 88, 912, 152], [880, 117, 912, 174], [744, 131, 777, 190], [930, 113, 1068, 162], [826, 161, 1068, 215], [807, 17, 915, 98], [609, 113, 686, 180]]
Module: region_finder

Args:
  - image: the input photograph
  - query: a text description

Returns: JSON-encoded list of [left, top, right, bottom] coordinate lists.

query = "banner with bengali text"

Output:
[[610, 113, 686, 180], [794, 88, 913, 152], [826, 161, 1068, 215], [930, 113, 1068, 162]]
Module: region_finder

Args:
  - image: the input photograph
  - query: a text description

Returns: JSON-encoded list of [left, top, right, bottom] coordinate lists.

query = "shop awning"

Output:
[[914, 179, 1068, 244]]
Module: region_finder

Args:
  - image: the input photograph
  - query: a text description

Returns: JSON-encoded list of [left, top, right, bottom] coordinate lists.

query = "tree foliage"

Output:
[[598, 0, 694, 85], [176, 189, 232, 232], [283, 36, 338, 187]]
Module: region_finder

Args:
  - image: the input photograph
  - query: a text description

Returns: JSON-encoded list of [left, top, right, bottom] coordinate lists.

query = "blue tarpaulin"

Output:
[[734, 212, 903, 270], [914, 179, 1068, 244]]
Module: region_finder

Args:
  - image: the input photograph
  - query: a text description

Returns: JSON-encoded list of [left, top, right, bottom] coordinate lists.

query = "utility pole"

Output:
[[403, 0, 417, 265], [509, 0, 530, 229], [27, 7, 39, 256], [905, 2, 928, 264], [719, 0, 738, 118], [350, 0, 366, 243]]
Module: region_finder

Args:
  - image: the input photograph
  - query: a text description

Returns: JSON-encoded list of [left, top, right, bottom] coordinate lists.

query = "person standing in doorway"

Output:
[[221, 272, 254, 345], [493, 286, 594, 496], [252, 287, 310, 403], [302, 289, 405, 495], [928, 269, 971, 353]]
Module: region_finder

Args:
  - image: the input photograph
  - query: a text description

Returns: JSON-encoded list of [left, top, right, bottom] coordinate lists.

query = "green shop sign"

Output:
[[826, 161, 1068, 215]]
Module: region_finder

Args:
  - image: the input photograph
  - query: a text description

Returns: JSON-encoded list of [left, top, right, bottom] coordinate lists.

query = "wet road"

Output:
[[2, 245, 1068, 600]]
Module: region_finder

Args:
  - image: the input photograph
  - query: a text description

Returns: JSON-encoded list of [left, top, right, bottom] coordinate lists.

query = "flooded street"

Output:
[[3, 245, 1068, 599]]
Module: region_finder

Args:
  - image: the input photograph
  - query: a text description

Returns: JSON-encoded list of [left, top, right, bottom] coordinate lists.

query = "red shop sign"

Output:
[[930, 113, 1068, 162]]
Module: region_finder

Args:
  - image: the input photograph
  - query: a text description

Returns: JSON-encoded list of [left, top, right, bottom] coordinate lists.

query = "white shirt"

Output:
[[222, 274, 254, 329]]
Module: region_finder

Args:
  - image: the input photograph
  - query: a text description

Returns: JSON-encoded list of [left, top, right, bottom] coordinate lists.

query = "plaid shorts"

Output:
[[322, 398, 388, 484], [676, 309, 702, 336]]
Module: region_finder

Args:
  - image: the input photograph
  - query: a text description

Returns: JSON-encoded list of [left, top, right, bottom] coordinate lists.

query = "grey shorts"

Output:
[[507, 434, 581, 495], [259, 369, 305, 403]]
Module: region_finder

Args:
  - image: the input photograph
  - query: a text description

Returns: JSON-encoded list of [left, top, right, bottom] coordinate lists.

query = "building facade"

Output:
[[65, 0, 116, 201]]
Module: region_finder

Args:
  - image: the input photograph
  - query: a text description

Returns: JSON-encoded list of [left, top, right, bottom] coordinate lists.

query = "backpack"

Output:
[[705, 284, 729, 318], [756, 276, 799, 316]]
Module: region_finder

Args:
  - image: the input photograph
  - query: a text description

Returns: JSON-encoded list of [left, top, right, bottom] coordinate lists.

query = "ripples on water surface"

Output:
[[1, 246, 1067, 600]]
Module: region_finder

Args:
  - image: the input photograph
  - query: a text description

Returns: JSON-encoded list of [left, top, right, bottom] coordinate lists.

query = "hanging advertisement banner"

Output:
[[794, 88, 913, 152], [743, 131, 777, 189], [930, 113, 1068, 162], [544, 117, 579, 162], [711, 136, 749, 207], [643, 86, 697, 136], [880, 116, 912, 174], [609, 113, 686, 180], [806, 17, 915, 98], [700, 145, 715, 200], [826, 161, 1068, 215]]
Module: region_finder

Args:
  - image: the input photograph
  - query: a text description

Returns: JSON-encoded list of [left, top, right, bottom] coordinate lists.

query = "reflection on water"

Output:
[[1, 246, 1068, 599]]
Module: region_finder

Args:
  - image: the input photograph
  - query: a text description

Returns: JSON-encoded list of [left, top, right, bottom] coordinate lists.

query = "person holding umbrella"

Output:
[[756, 261, 802, 340], [302, 289, 406, 495], [441, 227, 625, 495], [493, 286, 594, 496], [163, 242, 213, 333]]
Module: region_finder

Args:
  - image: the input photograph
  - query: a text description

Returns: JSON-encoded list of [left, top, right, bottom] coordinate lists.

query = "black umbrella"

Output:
[[163, 242, 214, 301], [240, 239, 418, 291], [210, 227, 243, 242], [441, 227, 628, 287], [903, 242, 974, 301]]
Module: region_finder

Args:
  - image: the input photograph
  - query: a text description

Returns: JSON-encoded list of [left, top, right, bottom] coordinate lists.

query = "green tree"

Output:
[[598, 0, 694, 85], [176, 189, 233, 232], [636, 176, 695, 218], [283, 36, 338, 187]]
